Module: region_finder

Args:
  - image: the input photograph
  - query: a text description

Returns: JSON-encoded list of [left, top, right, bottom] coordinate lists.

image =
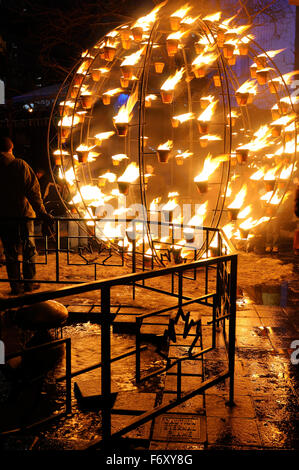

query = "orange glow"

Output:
[[161, 67, 185, 91], [228, 185, 247, 209], [194, 154, 222, 182]]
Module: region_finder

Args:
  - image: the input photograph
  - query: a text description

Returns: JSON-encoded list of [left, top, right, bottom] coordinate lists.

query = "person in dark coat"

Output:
[[0, 137, 53, 294]]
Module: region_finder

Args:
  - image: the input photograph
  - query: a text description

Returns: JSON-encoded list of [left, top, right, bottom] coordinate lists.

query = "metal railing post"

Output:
[[136, 317, 141, 383], [55, 219, 60, 283], [65, 338, 72, 414], [101, 286, 112, 441], [177, 360, 182, 400], [178, 270, 183, 312], [228, 256, 237, 406]]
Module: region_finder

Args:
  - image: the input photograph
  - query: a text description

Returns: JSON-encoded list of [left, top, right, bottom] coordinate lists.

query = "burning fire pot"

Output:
[[49, 3, 295, 264], [228, 208, 239, 221]]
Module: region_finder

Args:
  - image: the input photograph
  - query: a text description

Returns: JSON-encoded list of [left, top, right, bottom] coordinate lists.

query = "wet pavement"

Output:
[[0, 250, 299, 451]]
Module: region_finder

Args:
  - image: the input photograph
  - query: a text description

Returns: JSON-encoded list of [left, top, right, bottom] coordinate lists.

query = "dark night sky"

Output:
[[0, 0, 154, 97]]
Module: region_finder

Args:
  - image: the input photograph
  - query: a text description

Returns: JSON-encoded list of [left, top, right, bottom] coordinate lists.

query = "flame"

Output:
[[222, 223, 235, 239], [187, 202, 208, 225], [161, 67, 185, 91], [225, 25, 250, 36], [158, 140, 173, 151], [53, 149, 69, 156], [228, 185, 247, 209], [145, 94, 157, 103], [271, 114, 296, 127], [167, 30, 187, 41], [106, 30, 118, 39], [279, 164, 293, 180], [264, 166, 279, 181], [260, 190, 273, 203], [203, 12, 221, 22], [197, 100, 218, 122], [250, 168, 265, 181], [103, 88, 123, 97], [240, 34, 255, 44], [172, 112, 195, 123], [76, 144, 95, 152], [113, 88, 138, 124], [239, 216, 270, 231], [162, 197, 178, 212], [280, 96, 299, 106], [221, 14, 238, 27], [118, 162, 139, 183], [175, 149, 193, 159], [236, 79, 258, 95], [237, 205, 252, 219], [59, 100, 75, 109], [227, 109, 239, 119], [171, 5, 192, 19], [271, 70, 299, 85], [133, 2, 166, 30], [94, 131, 115, 141], [100, 222, 122, 240], [73, 185, 106, 205], [99, 172, 117, 183], [197, 35, 214, 46], [239, 125, 273, 152], [192, 51, 218, 68], [59, 167, 76, 185], [121, 47, 145, 66], [181, 15, 199, 25], [194, 153, 222, 182], [269, 193, 282, 205], [58, 115, 80, 127], [257, 48, 285, 59], [199, 134, 221, 142], [112, 153, 128, 162]]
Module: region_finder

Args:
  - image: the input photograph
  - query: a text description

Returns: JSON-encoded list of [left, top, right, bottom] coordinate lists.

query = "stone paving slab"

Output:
[[113, 392, 157, 412], [111, 415, 152, 440], [161, 392, 204, 414], [152, 413, 206, 443], [206, 416, 262, 447], [205, 394, 256, 419]]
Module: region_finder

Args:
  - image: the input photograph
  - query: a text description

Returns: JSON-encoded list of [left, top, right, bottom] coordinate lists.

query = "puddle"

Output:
[[243, 282, 289, 307]]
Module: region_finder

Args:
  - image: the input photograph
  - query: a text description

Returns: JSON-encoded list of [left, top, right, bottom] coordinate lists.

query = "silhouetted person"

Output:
[[0, 137, 53, 295]]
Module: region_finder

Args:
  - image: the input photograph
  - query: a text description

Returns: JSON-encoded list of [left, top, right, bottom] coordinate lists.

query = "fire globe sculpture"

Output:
[[48, 1, 298, 266]]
